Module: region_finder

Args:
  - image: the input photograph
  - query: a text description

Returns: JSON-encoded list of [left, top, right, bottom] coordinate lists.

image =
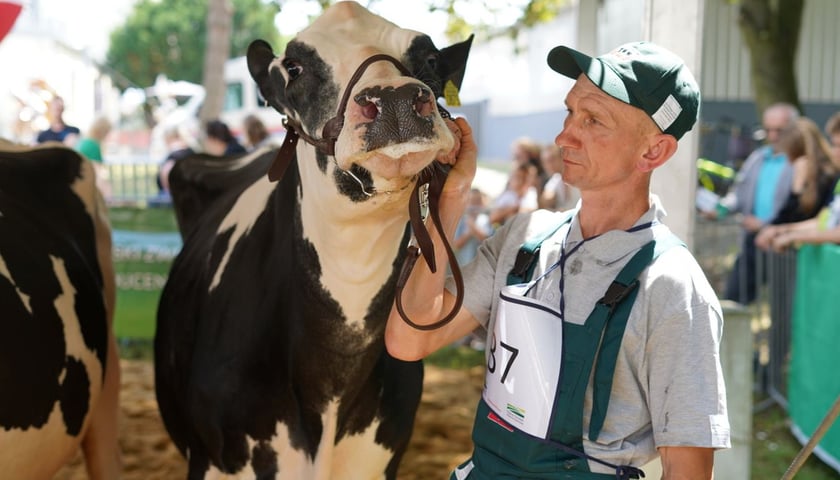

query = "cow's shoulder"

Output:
[[168, 147, 279, 237]]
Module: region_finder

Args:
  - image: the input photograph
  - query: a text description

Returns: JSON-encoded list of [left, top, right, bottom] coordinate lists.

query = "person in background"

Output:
[[488, 163, 538, 227], [36, 96, 80, 145], [157, 126, 196, 195], [510, 136, 546, 196], [243, 114, 274, 151], [763, 117, 838, 225], [828, 111, 840, 168], [756, 112, 840, 251], [204, 119, 246, 156], [539, 143, 578, 211], [75, 115, 112, 198], [452, 187, 493, 351], [453, 188, 493, 266], [386, 40, 729, 479], [713, 102, 799, 304], [75, 116, 112, 163]]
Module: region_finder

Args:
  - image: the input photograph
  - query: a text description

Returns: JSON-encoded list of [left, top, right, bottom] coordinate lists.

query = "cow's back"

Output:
[[0, 143, 120, 479]]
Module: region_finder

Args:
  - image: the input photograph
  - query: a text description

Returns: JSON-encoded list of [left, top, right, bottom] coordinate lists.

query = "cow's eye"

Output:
[[425, 53, 438, 71], [282, 59, 303, 80]]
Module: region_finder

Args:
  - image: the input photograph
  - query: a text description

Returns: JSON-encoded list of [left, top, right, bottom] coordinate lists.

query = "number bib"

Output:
[[483, 283, 564, 439]]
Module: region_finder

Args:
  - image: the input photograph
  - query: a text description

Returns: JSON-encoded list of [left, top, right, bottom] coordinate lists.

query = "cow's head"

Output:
[[247, 1, 472, 201]]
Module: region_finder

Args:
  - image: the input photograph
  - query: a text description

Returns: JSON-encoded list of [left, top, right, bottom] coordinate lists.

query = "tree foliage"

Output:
[[106, 0, 281, 88], [736, 0, 804, 115], [423, 0, 568, 42]]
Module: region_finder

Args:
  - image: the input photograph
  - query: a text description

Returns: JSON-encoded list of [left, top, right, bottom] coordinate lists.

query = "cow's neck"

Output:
[[296, 151, 411, 328]]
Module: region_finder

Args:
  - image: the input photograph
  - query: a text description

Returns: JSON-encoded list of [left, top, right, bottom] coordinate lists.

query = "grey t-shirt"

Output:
[[446, 198, 730, 472]]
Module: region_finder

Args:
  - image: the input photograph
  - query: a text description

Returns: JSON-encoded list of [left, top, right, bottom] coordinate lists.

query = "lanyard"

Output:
[[526, 221, 656, 321]]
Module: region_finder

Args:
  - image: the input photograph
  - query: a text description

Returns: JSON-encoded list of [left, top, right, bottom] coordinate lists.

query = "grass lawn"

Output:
[[752, 396, 839, 479]]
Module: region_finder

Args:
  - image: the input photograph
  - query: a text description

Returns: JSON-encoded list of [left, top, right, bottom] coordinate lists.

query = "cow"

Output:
[[0, 140, 120, 479], [153, 1, 472, 479]]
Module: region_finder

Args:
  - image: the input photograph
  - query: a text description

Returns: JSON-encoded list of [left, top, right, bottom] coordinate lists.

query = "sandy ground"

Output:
[[55, 359, 484, 480]]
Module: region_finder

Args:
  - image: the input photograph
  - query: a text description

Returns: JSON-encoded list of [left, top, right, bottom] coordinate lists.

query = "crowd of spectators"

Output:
[[703, 107, 840, 305], [754, 112, 840, 254]]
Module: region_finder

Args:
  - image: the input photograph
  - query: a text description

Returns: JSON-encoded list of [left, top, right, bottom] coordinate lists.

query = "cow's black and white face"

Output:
[[248, 1, 471, 201]]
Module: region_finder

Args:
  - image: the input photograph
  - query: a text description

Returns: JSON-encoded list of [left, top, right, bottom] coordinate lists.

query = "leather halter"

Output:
[[267, 54, 413, 182], [267, 53, 464, 331]]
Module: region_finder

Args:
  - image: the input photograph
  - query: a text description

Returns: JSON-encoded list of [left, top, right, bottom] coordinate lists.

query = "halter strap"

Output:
[[267, 54, 412, 181]]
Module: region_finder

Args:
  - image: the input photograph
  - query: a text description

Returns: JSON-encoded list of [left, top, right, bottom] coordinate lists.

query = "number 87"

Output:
[[487, 333, 520, 384]]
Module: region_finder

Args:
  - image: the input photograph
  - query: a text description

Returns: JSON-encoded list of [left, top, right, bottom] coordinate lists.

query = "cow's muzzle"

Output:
[[355, 84, 436, 150], [267, 54, 450, 182]]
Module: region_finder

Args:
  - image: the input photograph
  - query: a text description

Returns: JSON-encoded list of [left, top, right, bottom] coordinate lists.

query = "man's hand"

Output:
[[438, 117, 477, 200]]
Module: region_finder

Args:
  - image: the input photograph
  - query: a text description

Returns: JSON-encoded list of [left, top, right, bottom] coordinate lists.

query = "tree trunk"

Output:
[[200, 0, 233, 125], [737, 0, 804, 116]]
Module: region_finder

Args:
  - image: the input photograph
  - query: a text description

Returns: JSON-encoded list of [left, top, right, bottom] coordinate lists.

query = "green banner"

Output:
[[789, 243, 840, 472], [112, 229, 181, 339]]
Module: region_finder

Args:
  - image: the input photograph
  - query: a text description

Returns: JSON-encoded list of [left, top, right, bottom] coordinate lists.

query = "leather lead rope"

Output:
[[394, 159, 464, 331], [265, 52, 464, 330]]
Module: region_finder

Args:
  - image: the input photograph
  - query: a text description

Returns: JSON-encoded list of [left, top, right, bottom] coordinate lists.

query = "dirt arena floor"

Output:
[[56, 359, 484, 480]]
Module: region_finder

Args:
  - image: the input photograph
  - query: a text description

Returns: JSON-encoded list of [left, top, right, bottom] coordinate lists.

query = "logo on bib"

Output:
[[506, 403, 526, 424]]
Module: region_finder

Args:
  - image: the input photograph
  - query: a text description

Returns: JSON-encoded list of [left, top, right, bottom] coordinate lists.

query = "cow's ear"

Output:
[[437, 34, 474, 91], [247, 40, 288, 114]]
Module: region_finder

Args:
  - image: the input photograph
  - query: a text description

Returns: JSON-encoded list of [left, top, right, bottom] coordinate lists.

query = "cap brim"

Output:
[[547, 46, 590, 79], [547, 45, 631, 105]]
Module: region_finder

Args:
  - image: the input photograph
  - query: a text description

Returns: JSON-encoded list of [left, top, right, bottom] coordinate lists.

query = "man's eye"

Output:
[[282, 59, 303, 80]]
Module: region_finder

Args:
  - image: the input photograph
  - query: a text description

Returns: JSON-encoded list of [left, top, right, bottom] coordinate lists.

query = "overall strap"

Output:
[[587, 233, 685, 440], [506, 211, 575, 285]]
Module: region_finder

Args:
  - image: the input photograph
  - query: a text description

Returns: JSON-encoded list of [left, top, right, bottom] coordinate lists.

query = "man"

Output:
[[716, 103, 799, 304], [386, 41, 730, 479], [36, 96, 80, 145]]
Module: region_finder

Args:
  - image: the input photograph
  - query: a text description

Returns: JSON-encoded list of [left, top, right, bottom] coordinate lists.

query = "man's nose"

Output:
[[555, 128, 578, 149]]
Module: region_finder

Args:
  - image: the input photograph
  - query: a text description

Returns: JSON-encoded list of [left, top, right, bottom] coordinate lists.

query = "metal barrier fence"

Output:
[[756, 248, 798, 410], [692, 216, 797, 410], [102, 163, 167, 206]]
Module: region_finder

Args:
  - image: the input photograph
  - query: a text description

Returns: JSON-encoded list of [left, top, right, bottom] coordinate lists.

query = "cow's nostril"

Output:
[[414, 87, 433, 117], [355, 95, 380, 120], [362, 102, 379, 119]]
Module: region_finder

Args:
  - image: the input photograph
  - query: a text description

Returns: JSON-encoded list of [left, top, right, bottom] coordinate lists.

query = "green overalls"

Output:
[[451, 214, 683, 480]]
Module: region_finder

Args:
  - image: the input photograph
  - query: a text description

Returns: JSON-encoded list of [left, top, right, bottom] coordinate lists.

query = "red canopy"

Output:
[[0, 1, 23, 44]]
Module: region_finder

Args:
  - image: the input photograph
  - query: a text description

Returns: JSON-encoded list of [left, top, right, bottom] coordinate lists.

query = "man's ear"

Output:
[[638, 133, 678, 172]]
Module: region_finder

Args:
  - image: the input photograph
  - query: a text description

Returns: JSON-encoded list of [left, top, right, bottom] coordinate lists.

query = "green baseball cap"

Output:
[[547, 41, 700, 140]]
